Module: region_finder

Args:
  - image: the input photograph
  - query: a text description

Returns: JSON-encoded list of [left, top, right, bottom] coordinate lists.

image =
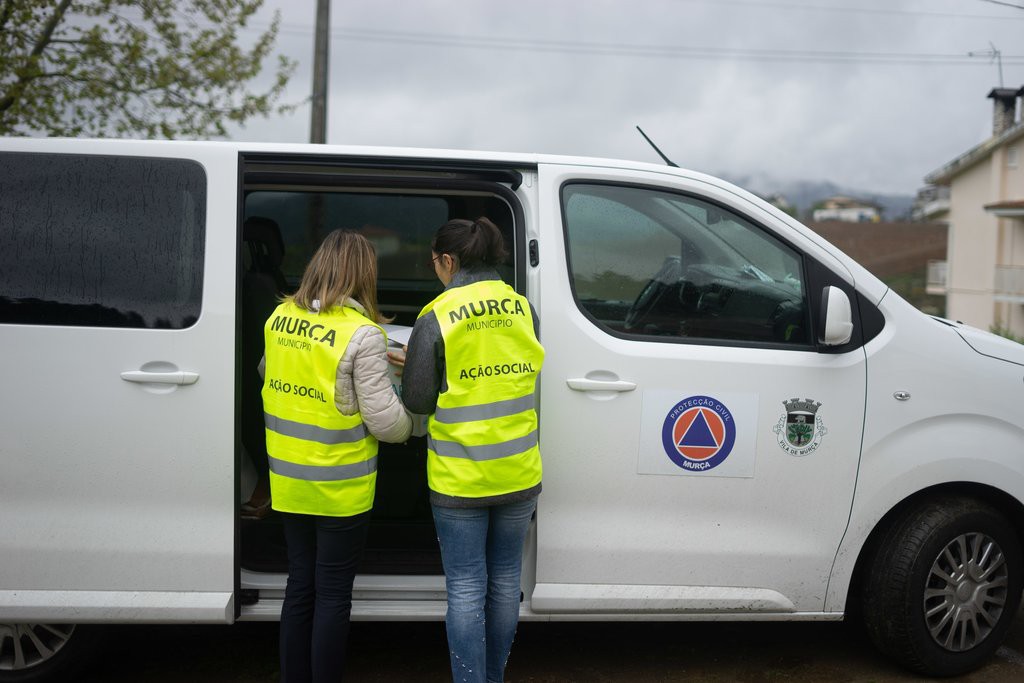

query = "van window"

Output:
[[246, 191, 451, 283], [0, 152, 206, 329], [562, 182, 809, 346], [244, 190, 515, 322]]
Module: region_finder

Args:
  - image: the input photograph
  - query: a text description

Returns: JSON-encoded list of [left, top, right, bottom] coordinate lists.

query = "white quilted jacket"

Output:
[[259, 298, 412, 443], [335, 323, 412, 443]]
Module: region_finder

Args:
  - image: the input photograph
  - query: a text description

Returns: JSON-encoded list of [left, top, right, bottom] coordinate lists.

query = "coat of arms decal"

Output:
[[772, 398, 827, 456]]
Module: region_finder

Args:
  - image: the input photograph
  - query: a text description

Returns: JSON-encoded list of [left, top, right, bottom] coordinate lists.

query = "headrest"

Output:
[[243, 216, 285, 270]]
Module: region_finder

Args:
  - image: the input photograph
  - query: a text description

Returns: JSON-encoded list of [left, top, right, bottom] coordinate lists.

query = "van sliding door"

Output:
[[0, 140, 238, 623]]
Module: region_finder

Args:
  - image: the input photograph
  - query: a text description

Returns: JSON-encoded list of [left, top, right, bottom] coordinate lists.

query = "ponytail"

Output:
[[432, 217, 507, 268]]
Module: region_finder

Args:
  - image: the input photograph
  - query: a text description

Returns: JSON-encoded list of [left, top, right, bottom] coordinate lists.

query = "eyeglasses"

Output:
[[428, 254, 443, 268]]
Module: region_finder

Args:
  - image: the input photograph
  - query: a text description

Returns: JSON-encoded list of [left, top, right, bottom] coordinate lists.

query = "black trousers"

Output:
[[279, 510, 370, 683]]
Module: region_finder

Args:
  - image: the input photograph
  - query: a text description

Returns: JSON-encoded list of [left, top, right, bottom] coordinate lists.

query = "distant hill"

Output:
[[719, 172, 915, 221]]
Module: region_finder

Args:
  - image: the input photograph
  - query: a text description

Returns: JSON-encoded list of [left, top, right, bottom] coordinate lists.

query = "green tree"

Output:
[[0, 0, 296, 138]]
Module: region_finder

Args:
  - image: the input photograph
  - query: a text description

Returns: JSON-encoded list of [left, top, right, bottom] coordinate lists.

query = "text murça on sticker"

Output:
[[270, 314, 338, 347], [448, 298, 526, 325]]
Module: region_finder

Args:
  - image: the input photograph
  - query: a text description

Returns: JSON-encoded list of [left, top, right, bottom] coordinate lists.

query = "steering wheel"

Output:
[[624, 257, 686, 331], [624, 278, 667, 331]]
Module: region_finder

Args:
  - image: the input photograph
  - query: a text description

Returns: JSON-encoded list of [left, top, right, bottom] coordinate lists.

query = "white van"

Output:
[[2, 138, 1023, 680]]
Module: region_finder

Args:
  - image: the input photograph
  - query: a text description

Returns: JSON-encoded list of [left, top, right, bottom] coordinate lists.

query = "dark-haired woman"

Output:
[[395, 217, 543, 683]]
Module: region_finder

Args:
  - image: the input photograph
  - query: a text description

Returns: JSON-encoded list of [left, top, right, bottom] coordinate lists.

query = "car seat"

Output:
[[241, 216, 287, 500]]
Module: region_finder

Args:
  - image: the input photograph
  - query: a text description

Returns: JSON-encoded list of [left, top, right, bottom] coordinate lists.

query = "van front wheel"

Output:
[[862, 497, 1023, 677], [0, 623, 101, 682]]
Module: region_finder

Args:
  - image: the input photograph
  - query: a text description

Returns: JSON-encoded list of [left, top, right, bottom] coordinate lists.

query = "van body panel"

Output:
[[530, 582, 795, 613], [0, 139, 238, 621], [0, 591, 232, 623], [532, 163, 868, 613], [824, 292, 1024, 611]]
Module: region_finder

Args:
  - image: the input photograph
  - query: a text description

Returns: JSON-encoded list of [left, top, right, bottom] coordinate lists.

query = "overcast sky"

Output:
[[227, 0, 1024, 196]]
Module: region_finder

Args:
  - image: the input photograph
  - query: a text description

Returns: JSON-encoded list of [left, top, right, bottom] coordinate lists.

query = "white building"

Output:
[[924, 87, 1024, 337], [812, 196, 880, 223]]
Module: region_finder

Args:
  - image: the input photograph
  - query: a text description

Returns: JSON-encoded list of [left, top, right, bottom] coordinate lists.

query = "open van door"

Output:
[[0, 140, 239, 674]]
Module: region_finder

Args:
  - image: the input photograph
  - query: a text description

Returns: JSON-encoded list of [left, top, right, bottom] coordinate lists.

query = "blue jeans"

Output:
[[279, 511, 370, 683], [432, 499, 537, 683]]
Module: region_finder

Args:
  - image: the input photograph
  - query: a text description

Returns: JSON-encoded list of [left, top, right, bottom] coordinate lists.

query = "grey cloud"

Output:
[[229, 0, 1024, 195]]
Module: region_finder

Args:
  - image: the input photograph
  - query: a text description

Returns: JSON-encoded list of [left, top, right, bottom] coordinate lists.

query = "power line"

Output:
[[673, 0, 1024, 21], [976, 0, 1024, 10], [225, 2, 1024, 68], [250, 0, 1024, 36], [295, 27, 1024, 65]]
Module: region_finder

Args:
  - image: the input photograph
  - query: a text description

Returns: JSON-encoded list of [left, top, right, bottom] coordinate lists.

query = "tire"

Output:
[[0, 623, 103, 683], [862, 497, 1023, 677]]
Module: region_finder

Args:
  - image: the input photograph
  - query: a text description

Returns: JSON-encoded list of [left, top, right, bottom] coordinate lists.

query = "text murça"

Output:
[[270, 315, 337, 347], [448, 298, 526, 325]]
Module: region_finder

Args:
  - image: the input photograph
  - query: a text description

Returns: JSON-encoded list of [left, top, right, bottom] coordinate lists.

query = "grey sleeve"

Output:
[[400, 311, 444, 415]]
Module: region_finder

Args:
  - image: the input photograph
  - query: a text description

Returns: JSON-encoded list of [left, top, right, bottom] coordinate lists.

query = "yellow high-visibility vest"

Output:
[[262, 301, 382, 516], [419, 279, 544, 498]]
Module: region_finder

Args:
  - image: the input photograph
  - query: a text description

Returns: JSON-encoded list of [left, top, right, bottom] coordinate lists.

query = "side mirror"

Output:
[[820, 286, 853, 346]]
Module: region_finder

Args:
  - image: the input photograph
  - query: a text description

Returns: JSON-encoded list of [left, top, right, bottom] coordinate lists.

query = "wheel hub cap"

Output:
[[923, 532, 1009, 652], [0, 623, 76, 671]]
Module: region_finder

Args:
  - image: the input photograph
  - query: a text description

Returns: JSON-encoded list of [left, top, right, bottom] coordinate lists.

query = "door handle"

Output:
[[566, 378, 637, 392], [120, 370, 199, 385]]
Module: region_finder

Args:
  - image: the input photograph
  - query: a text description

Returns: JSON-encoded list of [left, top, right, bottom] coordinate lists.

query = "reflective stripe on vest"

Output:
[[264, 413, 369, 445], [427, 430, 538, 462], [418, 279, 544, 498], [268, 455, 378, 481], [433, 394, 536, 424], [262, 301, 381, 516]]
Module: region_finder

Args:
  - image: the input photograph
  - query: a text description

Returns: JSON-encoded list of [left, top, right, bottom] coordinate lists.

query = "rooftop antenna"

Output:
[[968, 42, 1004, 87], [636, 126, 679, 167]]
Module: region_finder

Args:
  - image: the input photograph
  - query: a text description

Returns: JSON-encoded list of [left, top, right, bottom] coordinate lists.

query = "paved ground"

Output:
[[77, 608, 1024, 682]]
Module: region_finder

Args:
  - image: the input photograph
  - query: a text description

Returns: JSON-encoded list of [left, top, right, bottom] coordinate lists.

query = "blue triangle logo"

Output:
[[679, 410, 718, 448]]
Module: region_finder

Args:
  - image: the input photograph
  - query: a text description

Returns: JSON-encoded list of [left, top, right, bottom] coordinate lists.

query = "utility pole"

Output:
[[310, 0, 330, 144], [309, 0, 330, 243]]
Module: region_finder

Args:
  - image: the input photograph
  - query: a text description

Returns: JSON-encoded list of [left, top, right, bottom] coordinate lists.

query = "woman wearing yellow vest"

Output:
[[397, 217, 544, 683], [261, 230, 411, 682]]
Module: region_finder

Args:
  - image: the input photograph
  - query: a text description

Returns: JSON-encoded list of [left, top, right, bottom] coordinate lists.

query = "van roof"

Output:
[[5, 136, 722, 182]]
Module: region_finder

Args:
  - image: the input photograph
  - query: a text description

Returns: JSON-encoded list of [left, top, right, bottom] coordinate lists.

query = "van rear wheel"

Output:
[[862, 497, 1023, 677], [0, 623, 101, 682]]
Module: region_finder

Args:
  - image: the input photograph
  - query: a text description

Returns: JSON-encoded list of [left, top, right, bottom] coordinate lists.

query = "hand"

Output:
[[387, 345, 408, 375]]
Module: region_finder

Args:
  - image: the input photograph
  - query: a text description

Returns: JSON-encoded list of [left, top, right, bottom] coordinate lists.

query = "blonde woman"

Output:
[[260, 230, 411, 682]]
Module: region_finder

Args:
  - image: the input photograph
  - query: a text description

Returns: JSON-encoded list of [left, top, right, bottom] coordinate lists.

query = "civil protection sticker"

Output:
[[661, 395, 736, 472], [638, 390, 757, 478], [772, 398, 828, 457]]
